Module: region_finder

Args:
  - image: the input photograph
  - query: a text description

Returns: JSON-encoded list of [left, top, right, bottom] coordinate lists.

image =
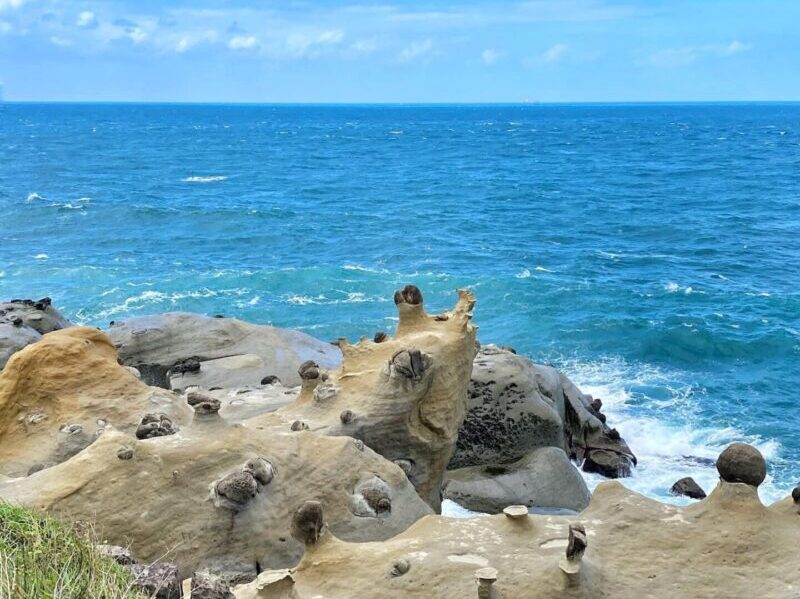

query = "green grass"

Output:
[[0, 502, 146, 599]]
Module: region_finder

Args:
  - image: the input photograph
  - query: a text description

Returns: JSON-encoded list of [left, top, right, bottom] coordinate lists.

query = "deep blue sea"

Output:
[[1, 102, 798, 504]]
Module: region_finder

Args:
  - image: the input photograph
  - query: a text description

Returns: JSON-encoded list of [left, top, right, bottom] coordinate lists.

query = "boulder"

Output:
[[560, 373, 637, 478], [443, 446, 591, 513], [275, 285, 478, 509], [0, 327, 191, 477], [449, 345, 565, 469], [670, 476, 707, 500], [450, 345, 636, 480], [716, 443, 767, 487], [107, 313, 341, 389], [0, 298, 72, 370]]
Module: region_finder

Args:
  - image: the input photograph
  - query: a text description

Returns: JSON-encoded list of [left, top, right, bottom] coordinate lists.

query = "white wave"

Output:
[[34, 253, 48, 260], [562, 357, 788, 505], [342, 263, 390, 274], [26, 192, 45, 202], [182, 175, 228, 183], [535, 265, 554, 273], [664, 282, 702, 295], [515, 268, 531, 279], [94, 288, 219, 319], [287, 294, 327, 305]]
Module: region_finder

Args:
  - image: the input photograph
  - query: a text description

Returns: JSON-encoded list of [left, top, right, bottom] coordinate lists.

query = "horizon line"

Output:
[[2, 99, 800, 107]]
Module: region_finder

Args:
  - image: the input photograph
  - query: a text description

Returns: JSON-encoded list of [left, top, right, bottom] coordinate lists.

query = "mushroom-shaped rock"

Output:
[[793, 486, 800, 504], [670, 477, 707, 500], [393, 284, 423, 306], [475, 567, 498, 599], [390, 558, 410, 577], [352, 476, 393, 518], [374, 331, 388, 343], [340, 409, 354, 424], [559, 523, 587, 575], [215, 471, 258, 507], [188, 392, 222, 416], [503, 505, 528, 520], [260, 375, 281, 385], [135, 413, 177, 439], [243, 457, 274, 486], [390, 349, 427, 380], [716, 443, 767, 487], [290, 420, 309, 432], [291, 500, 325, 545], [117, 447, 134, 460], [298, 360, 320, 381]]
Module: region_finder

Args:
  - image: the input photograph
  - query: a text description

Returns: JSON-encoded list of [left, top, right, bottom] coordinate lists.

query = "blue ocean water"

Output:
[[1, 102, 798, 504]]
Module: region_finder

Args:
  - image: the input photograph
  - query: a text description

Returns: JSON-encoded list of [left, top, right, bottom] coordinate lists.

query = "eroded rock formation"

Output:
[[240, 443, 800, 599], [274, 285, 478, 509], [107, 313, 341, 389], [0, 327, 191, 477], [0, 297, 72, 370]]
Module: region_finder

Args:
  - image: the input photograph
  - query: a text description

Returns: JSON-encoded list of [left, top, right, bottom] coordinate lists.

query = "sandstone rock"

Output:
[[450, 345, 636, 481], [450, 345, 565, 469], [716, 443, 767, 487], [0, 323, 41, 371], [670, 476, 707, 500], [131, 562, 181, 599], [246, 474, 800, 599], [0, 327, 191, 476], [0, 298, 73, 370], [560, 374, 636, 478], [0, 424, 431, 577], [275, 286, 478, 509], [108, 312, 341, 389], [443, 446, 591, 513]]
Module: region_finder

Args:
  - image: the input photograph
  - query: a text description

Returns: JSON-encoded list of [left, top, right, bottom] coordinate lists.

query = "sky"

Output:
[[0, 0, 798, 102]]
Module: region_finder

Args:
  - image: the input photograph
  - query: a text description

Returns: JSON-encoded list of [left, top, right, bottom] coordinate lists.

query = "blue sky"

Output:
[[0, 0, 798, 102]]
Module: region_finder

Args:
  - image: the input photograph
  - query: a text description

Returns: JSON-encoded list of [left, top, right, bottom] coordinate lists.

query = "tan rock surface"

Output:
[[274, 286, 478, 509], [0, 326, 191, 476], [0, 420, 432, 578], [241, 480, 800, 599]]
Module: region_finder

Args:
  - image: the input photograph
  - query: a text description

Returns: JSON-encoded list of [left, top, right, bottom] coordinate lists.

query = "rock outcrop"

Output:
[[241, 444, 799, 599], [274, 285, 478, 509], [0, 297, 72, 370], [451, 345, 636, 480], [0, 327, 191, 477], [1, 424, 431, 578], [107, 313, 341, 389], [670, 476, 707, 500], [443, 446, 591, 513]]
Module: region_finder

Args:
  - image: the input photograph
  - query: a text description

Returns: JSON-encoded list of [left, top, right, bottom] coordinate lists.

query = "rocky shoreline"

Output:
[[1, 288, 797, 598]]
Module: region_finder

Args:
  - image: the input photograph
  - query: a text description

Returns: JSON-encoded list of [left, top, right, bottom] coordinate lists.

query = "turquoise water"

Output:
[[1, 102, 798, 503]]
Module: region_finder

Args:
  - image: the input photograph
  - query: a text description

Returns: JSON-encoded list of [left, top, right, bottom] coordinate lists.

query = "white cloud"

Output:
[[282, 29, 344, 58], [0, 0, 24, 12], [398, 38, 433, 62], [481, 48, 502, 64], [649, 40, 752, 67], [126, 26, 147, 44], [351, 38, 376, 52], [50, 35, 72, 47], [76, 11, 97, 29], [228, 35, 257, 50], [542, 43, 567, 62], [719, 40, 751, 56]]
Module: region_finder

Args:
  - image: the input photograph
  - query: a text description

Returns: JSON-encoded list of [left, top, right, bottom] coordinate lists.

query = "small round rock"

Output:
[[503, 505, 528, 520], [792, 486, 800, 504], [716, 442, 767, 487], [117, 447, 134, 461]]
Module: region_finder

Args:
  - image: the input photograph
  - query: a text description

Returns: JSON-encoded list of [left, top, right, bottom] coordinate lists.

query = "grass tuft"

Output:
[[0, 501, 146, 599]]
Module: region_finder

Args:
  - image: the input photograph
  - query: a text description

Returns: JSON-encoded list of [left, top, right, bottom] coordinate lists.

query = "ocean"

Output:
[[1, 102, 798, 505]]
